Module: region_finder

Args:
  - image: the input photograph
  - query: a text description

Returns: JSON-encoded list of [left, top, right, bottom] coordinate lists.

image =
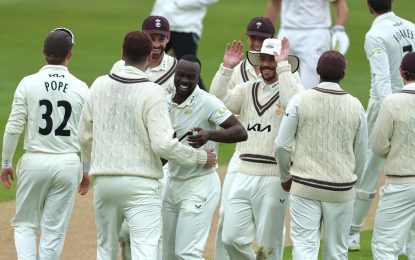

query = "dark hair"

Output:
[[401, 52, 415, 81], [367, 0, 392, 14], [123, 31, 152, 64], [180, 54, 202, 71], [44, 29, 74, 65], [317, 51, 346, 83]]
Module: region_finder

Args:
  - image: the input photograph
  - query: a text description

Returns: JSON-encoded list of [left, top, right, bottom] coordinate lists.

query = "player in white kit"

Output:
[[265, 0, 350, 89], [110, 15, 176, 260], [275, 51, 367, 260], [209, 16, 275, 260], [163, 55, 247, 259], [348, 0, 415, 252], [0, 28, 90, 260], [369, 52, 415, 259], [218, 38, 301, 260]]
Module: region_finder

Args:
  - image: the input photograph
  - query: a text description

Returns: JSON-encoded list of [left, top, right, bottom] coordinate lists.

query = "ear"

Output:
[[340, 71, 345, 80], [166, 33, 171, 42], [121, 51, 126, 61], [66, 51, 72, 61], [42, 47, 46, 56], [316, 66, 321, 76]]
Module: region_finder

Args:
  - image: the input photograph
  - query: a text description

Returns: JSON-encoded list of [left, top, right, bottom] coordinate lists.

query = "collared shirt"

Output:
[[280, 0, 332, 29], [365, 12, 415, 100], [275, 82, 367, 183], [167, 86, 232, 180], [110, 53, 176, 94]]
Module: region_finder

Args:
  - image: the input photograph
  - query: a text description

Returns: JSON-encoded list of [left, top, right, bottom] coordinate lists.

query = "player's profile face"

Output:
[[259, 54, 277, 82], [150, 33, 169, 59], [247, 35, 267, 51], [174, 60, 200, 97]]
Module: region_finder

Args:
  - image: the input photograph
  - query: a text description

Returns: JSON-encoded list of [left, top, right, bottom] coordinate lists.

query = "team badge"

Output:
[[155, 19, 161, 28], [185, 108, 193, 115], [275, 101, 283, 116], [256, 21, 262, 29]]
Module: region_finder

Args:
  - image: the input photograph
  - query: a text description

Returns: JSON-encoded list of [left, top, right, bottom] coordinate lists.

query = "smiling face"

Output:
[[247, 35, 267, 52], [259, 53, 277, 83], [174, 59, 200, 99], [149, 33, 169, 60]]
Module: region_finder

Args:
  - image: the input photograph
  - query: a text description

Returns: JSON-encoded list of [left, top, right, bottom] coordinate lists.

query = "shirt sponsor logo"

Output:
[[247, 123, 271, 132]]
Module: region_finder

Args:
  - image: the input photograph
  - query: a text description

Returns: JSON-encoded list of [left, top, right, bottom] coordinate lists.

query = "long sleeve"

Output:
[[364, 34, 392, 99], [276, 61, 304, 109], [221, 82, 246, 115], [209, 63, 235, 100], [5, 81, 27, 135], [354, 106, 368, 180], [369, 99, 393, 158], [275, 94, 300, 182], [78, 89, 94, 164], [145, 89, 207, 165]]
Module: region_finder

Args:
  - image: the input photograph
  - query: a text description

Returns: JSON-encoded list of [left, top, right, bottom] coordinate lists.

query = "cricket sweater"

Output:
[[370, 83, 415, 184], [222, 61, 302, 176], [78, 66, 207, 179], [289, 83, 364, 202]]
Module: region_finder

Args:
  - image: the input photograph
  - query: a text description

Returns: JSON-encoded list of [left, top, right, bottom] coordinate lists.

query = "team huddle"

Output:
[[1, 0, 415, 260]]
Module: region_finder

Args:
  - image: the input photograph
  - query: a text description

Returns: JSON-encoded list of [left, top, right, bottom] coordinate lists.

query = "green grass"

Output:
[[0, 1, 413, 201]]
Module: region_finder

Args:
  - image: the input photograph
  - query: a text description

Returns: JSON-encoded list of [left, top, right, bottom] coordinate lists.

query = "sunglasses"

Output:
[[52, 27, 75, 44]]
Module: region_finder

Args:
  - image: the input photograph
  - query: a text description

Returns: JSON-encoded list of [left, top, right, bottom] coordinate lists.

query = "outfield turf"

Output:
[[0, 0, 413, 258]]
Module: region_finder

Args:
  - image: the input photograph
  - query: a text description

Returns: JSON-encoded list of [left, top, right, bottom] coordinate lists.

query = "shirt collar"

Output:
[[315, 82, 343, 91], [261, 80, 278, 90], [118, 65, 147, 78], [40, 65, 69, 72], [169, 86, 201, 108], [147, 53, 169, 72], [373, 12, 395, 25], [403, 82, 415, 90]]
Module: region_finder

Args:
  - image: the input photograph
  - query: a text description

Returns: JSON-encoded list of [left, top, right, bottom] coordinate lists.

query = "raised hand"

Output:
[[273, 37, 290, 63], [223, 40, 244, 69]]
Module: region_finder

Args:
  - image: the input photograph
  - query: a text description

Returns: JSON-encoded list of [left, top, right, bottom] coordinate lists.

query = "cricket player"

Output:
[[111, 15, 177, 95], [0, 28, 90, 259], [349, 0, 415, 251], [78, 31, 216, 260], [275, 51, 368, 260], [265, 0, 350, 89], [370, 52, 415, 259], [162, 55, 247, 259], [217, 37, 301, 260], [110, 15, 176, 260], [209, 16, 276, 260]]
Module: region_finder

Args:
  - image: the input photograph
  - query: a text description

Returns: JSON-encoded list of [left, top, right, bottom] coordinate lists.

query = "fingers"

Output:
[[226, 40, 244, 54], [1, 168, 13, 189]]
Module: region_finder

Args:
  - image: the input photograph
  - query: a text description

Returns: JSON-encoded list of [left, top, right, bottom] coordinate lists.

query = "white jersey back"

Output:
[[6, 65, 89, 154], [365, 12, 415, 97], [280, 0, 331, 29]]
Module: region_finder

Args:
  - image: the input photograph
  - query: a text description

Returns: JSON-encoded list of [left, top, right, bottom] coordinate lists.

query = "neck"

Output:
[[264, 78, 278, 85], [148, 53, 164, 69], [173, 93, 189, 105], [254, 66, 261, 76], [125, 62, 147, 72]]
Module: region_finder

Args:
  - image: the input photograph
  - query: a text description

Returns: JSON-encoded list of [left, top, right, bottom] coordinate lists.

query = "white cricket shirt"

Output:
[[280, 0, 332, 29], [167, 86, 232, 180], [4, 65, 89, 154], [365, 12, 415, 99]]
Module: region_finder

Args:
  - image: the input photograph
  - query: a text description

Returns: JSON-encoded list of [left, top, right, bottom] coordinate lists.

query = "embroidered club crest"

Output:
[[155, 19, 161, 28], [256, 21, 262, 29]]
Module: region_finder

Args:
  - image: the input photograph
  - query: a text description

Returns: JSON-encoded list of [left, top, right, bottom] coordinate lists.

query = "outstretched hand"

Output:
[[223, 40, 244, 69], [273, 37, 290, 63], [187, 127, 210, 148]]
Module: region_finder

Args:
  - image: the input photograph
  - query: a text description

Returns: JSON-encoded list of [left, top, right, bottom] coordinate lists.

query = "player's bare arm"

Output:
[[223, 40, 244, 69], [264, 0, 281, 24], [187, 115, 247, 148]]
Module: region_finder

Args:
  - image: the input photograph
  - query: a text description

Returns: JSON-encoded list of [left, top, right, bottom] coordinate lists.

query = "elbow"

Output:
[[237, 127, 248, 142]]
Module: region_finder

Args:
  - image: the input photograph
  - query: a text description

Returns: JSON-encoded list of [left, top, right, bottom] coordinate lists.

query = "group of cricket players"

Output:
[[1, 0, 415, 259]]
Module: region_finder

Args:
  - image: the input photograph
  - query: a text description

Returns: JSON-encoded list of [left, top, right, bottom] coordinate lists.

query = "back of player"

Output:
[[1, 28, 89, 260]]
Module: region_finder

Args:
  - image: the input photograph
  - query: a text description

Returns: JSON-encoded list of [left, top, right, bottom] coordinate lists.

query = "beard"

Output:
[[260, 66, 277, 82]]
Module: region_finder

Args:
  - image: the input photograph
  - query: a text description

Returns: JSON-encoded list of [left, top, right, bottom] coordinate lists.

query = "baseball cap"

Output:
[[44, 27, 74, 58], [246, 17, 275, 38], [142, 16, 170, 36], [401, 52, 415, 74], [247, 38, 299, 73], [123, 31, 152, 57], [317, 50, 346, 80]]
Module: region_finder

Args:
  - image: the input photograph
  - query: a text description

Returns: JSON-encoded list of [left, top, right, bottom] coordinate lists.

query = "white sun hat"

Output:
[[247, 38, 299, 73]]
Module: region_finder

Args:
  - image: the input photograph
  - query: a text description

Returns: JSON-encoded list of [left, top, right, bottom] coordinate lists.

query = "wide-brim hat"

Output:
[[247, 38, 299, 73]]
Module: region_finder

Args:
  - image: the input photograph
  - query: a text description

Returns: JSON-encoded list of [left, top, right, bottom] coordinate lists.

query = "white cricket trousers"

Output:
[[277, 27, 330, 90], [12, 152, 82, 260], [372, 183, 415, 260], [290, 195, 354, 260], [352, 97, 385, 232], [222, 173, 288, 260], [94, 175, 162, 260], [162, 172, 221, 260]]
